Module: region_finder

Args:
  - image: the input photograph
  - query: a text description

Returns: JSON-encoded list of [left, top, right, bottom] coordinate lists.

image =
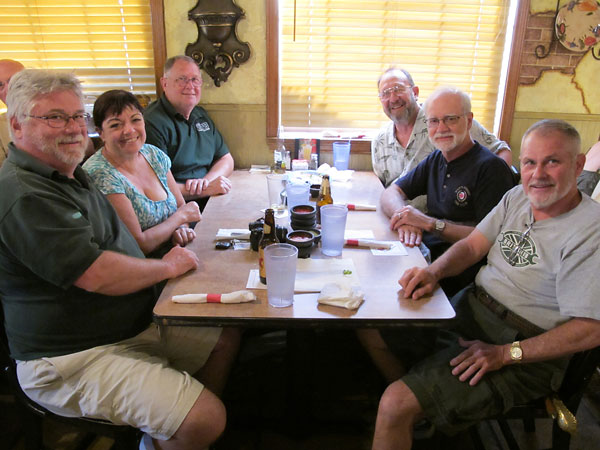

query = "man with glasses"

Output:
[[145, 55, 234, 210], [0, 69, 239, 450], [0, 59, 25, 166], [372, 68, 511, 200], [358, 87, 514, 386], [380, 87, 515, 296], [372, 119, 600, 450]]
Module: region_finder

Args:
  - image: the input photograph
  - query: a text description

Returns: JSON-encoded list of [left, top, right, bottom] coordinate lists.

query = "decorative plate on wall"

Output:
[[555, 0, 600, 52]]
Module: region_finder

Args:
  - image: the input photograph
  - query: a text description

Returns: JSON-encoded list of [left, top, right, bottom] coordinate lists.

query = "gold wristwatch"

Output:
[[509, 341, 523, 362]]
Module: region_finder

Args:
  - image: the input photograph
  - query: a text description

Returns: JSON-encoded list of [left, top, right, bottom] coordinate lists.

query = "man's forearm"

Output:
[[510, 318, 600, 365], [204, 154, 234, 182], [434, 221, 475, 244], [75, 251, 176, 295], [381, 185, 407, 217], [429, 230, 490, 280]]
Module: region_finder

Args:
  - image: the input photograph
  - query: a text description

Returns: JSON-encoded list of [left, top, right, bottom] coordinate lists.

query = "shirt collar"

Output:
[[159, 94, 202, 122]]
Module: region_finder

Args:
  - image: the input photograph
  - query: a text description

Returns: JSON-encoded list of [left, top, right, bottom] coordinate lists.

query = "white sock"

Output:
[[139, 433, 156, 450]]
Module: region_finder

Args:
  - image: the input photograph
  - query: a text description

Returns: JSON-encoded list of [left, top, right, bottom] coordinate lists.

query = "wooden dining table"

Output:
[[153, 170, 455, 329]]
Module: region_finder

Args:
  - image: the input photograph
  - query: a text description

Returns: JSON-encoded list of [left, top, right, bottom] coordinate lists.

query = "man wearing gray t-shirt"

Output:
[[372, 119, 600, 450]]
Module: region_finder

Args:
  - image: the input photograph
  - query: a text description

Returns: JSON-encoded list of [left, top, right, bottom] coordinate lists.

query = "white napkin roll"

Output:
[[346, 203, 376, 211], [317, 283, 365, 310], [172, 290, 257, 304]]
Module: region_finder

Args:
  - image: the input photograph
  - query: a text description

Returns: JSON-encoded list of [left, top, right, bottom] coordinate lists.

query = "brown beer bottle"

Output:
[[258, 208, 279, 284], [316, 174, 333, 224]]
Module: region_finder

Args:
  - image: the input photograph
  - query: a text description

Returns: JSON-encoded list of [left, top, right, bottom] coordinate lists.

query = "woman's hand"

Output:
[[172, 225, 196, 247], [176, 201, 202, 224]]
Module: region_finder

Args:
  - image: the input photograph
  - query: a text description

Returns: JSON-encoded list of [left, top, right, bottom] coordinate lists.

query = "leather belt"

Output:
[[474, 286, 545, 338]]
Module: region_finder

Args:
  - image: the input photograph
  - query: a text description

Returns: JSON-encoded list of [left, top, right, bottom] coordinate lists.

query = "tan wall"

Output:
[[511, 1, 600, 158], [164, 0, 271, 169]]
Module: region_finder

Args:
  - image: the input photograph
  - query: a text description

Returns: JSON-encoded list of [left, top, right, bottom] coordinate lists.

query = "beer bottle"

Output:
[[316, 174, 333, 224], [258, 208, 279, 284]]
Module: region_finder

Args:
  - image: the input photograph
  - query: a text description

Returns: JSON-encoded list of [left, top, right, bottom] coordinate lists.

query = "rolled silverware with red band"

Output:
[[336, 203, 376, 211], [344, 239, 392, 249], [171, 290, 257, 304]]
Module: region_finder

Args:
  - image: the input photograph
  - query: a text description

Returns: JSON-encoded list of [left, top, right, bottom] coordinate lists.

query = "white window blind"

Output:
[[0, 0, 156, 100], [281, 0, 511, 132]]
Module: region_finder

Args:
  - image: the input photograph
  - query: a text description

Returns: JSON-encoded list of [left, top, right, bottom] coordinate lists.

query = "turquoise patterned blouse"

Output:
[[83, 144, 178, 231]]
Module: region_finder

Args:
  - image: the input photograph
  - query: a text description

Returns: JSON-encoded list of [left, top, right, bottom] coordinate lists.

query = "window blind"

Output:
[[281, 0, 511, 132], [0, 0, 156, 102]]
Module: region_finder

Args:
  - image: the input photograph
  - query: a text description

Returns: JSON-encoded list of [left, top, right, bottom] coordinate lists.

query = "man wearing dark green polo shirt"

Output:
[[144, 55, 234, 208], [0, 69, 239, 450]]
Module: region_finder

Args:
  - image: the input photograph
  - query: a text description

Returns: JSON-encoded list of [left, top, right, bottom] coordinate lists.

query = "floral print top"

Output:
[[83, 143, 177, 231]]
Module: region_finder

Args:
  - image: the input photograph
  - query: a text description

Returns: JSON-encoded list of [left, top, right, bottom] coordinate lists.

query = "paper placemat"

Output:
[[247, 258, 360, 292]]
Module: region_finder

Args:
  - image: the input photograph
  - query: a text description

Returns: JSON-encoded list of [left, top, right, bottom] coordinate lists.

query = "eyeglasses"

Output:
[[27, 113, 91, 129], [507, 223, 533, 267], [425, 115, 464, 129], [378, 84, 410, 100], [172, 76, 202, 88]]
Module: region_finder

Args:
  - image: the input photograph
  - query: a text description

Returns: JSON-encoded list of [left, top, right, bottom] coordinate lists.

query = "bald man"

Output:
[[0, 59, 25, 165]]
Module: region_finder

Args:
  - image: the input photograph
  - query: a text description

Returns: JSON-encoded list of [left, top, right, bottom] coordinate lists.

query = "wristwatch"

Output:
[[434, 219, 446, 233], [509, 341, 523, 362]]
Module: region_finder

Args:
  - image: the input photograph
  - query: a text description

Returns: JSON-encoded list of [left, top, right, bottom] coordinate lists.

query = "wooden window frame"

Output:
[[266, 0, 529, 151]]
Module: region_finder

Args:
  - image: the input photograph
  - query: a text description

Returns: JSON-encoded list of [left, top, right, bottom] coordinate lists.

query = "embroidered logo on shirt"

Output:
[[454, 186, 470, 207], [498, 231, 538, 267], [195, 121, 210, 132]]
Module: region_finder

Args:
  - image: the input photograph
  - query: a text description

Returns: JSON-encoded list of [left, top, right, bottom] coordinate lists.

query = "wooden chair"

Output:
[[0, 306, 140, 450], [469, 346, 600, 450]]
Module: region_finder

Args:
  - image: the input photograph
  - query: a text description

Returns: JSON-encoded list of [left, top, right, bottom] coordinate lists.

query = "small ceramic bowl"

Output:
[[310, 184, 321, 198], [290, 204, 317, 221], [306, 228, 321, 244], [286, 230, 315, 258]]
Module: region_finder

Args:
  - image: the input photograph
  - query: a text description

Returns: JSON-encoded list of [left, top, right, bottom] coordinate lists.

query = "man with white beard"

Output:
[[379, 87, 515, 296]]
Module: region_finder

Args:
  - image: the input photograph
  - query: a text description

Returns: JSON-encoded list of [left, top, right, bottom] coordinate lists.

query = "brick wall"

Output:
[[520, 12, 586, 85]]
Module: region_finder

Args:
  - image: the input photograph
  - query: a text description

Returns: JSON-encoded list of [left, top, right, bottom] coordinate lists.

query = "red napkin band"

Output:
[[347, 204, 356, 210], [346, 239, 359, 246], [206, 294, 222, 303]]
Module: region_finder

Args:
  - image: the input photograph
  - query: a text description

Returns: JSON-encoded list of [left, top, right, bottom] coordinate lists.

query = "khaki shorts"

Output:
[[17, 324, 221, 440]]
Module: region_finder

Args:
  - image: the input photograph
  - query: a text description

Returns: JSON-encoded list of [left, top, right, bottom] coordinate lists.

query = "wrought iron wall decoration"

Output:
[[537, 0, 600, 60], [186, 0, 251, 86]]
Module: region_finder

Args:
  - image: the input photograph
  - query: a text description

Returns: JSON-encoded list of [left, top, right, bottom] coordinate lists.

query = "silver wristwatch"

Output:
[[434, 219, 446, 233]]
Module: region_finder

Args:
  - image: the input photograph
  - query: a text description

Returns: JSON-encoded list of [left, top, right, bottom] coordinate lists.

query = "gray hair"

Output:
[[164, 55, 198, 76], [377, 67, 415, 89], [522, 119, 581, 159], [6, 69, 83, 121], [423, 87, 472, 116]]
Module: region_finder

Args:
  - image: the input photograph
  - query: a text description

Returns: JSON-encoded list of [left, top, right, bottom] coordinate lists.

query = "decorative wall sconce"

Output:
[[537, 0, 600, 60], [186, 0, 251, 86]]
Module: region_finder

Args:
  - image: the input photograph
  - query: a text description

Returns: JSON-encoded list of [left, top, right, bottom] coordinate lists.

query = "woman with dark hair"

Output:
[[83, 89, 200, 256]]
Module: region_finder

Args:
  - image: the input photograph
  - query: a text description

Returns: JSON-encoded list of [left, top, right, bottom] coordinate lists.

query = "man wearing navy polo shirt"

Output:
[[145, 55, 234, 209], [381, 87, 515, 296]]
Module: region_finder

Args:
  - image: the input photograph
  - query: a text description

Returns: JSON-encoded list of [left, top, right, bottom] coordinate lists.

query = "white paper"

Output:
[[246, 258, 360, 292], [216, 229, 251, 240], [344, 230, 375, 239], [371, 242, 408, 256]]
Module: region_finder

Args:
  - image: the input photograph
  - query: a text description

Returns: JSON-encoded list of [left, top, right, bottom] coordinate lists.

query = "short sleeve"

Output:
[[470, 119, 510, 155], [83, 154, 126, 196], [395, 155, 431, 200], [145, 144, 172, 174]]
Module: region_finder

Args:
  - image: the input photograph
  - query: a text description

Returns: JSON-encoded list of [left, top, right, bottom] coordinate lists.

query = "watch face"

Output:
[[510, 346, 523, 360]]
